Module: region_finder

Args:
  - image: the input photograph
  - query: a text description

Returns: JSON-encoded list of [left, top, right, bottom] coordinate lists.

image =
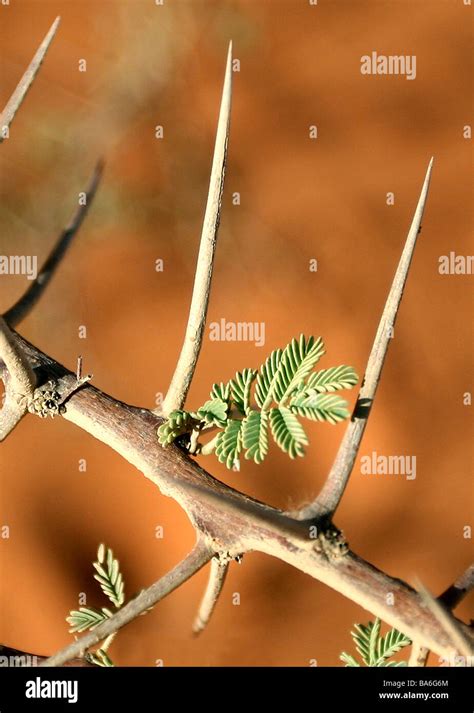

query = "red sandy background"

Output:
[[0, 0, 472, 666]]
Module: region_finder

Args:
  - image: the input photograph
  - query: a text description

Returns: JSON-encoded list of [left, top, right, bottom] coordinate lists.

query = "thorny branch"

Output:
[[0, 21, 472, 667]]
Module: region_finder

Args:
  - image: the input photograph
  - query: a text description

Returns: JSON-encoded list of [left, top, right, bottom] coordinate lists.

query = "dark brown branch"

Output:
[[4, 162, 104, 328]]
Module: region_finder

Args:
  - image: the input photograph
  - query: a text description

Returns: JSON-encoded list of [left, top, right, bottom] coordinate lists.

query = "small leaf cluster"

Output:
[[66, 544, 125, 667], [340, 618, 411, 667], [158, 334, 358, 469]]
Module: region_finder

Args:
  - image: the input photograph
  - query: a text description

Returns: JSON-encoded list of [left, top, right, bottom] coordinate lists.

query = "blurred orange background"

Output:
[[0, 0, 472, 666]]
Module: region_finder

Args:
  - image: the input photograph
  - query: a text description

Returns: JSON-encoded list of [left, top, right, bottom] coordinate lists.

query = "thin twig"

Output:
[[193, 556, 229, 634], [40, 542, 212, 667], [298, 158, 434, 520], [4, 161, 104, 328], [0, 17, 60, 142], [159, 42, 233, 417]]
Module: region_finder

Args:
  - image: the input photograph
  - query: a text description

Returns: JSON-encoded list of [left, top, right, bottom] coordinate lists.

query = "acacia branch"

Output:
[[40, 542, 212, 667], [0, 17, 60, 142], [297, 158, 434, 521], [1, 23, 470, 669], [160, 42, 233, 417], [0, 329, 470, 664]]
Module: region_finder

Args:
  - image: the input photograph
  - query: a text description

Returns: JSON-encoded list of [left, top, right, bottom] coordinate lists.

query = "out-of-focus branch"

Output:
[[193, 556, 229, 634], [40, 542, 213, 667], [440, 563, 474, 610], [4, 162, 103, 327], [159, 42, 233, 417], [0, 17, 60, 142], [297, 158, 434, 521]]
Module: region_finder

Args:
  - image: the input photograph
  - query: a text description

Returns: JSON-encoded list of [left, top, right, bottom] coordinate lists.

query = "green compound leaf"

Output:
[[230, 368, 256, 415], [340, 618, 411, 667], [255, 347, 283, 409], [270, 406, 308, 458], [66, 606, 111, 634], [274, 335, 325, 404], [157, 410, 199, 446], [216, 419, 244, 469], [242, 410, 269, 464], [290, 392, 350, 424], [352, 620, 378, 665], [157, 334, 357, 468], [195, 398, 228, 427], [255, 335, 325, 409], [305, 365, 359, 393], [93, 545, 125, 609], [375, 628, 412, 666]]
